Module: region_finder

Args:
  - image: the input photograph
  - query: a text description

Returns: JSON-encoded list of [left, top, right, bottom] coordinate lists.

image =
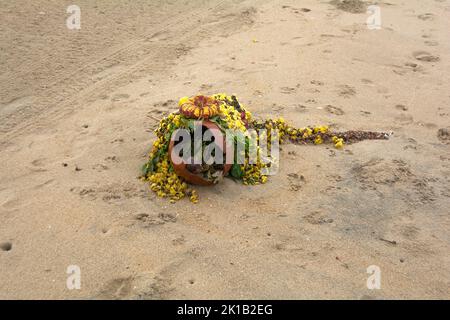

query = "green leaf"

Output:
[[230, 163, 243, 179], [187, 119, 196, 132], [209, 116, 228, 130], [142, 162, 153, 176]]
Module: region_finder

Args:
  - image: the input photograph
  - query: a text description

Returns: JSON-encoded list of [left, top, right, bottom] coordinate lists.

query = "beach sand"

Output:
[[0, 0, 449, 299]]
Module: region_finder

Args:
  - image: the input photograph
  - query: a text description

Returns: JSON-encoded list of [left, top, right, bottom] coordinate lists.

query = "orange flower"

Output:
[[179, 95, 220, 119]]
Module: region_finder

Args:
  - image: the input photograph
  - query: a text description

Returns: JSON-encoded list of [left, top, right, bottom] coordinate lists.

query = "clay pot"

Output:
[[168, 121, 232, 186]]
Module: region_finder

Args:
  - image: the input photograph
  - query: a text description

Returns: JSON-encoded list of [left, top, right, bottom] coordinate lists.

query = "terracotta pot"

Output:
[[169, 121, 232, 186]]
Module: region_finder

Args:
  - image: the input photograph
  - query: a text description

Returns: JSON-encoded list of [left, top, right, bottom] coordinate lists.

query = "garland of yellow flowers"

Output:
[[142, 93, 389, 203]]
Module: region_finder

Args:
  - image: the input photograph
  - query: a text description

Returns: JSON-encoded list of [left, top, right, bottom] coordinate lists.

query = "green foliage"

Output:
[[230, 163, 243, 179]]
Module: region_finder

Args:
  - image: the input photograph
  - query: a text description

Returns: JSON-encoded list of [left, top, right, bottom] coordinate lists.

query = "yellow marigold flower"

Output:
[[215, 93, 227, 100], [178, 96, 190, 106], [179, 95, 220, 119], [314, 126, 328, 134], [303, 128, 313, 137], [193, 108, 200, 118], [314, 136, 323, 145], [189, 190, 199, 203], [157, 191, 166, 197]]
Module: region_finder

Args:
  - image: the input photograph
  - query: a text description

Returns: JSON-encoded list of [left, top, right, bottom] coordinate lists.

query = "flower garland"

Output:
[[142, 93, 389, 203]]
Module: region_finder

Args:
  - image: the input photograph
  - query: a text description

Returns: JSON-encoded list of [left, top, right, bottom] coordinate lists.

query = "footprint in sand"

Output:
[[199, 84, 213, 91], [92, 164, 109, 172], [111, 93, 130, 102], [325, 105, 345, 115], [418, 13, 435, 21], [303, 211, 334, 225], [133, 212, 177, 228], [353, 158, 436, 204], [394, 113, 414, 124], [395, 104, 408, 111], [72, 183, 146, 202], [172, 235, 186, 246], [311, 80, 324, 86], [111, 138, 124, 144], [404, 62, 422, 72], [413, 51, 440, 62], [399, 224, 420, 240], [0, 242, 12, 252], [271, 103, 284, 112], [280, 87, 297, 94], [253, 90, 263, 97], [281, 5, 311, 14], [148, 100, 175, 118], [424, 40, 439, 47], [287, 173, 306, 191], [29, 158, 48, 172], [31, 158, 46, 167], [403, 143, 418, 151], [437, 128, 450, 144], [274, 239, 305, 254], [337, 85, 356, 98], [96, 274, 172, 300], [96, 277, 133, 299], [105, 156, 119, 163], [294, 104, 308, 113], [330, 0, 366, 14], [155, 99, 175, 109]]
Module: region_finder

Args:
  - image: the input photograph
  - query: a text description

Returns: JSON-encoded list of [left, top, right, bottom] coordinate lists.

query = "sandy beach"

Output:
[[0, 0, 449, 299]]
